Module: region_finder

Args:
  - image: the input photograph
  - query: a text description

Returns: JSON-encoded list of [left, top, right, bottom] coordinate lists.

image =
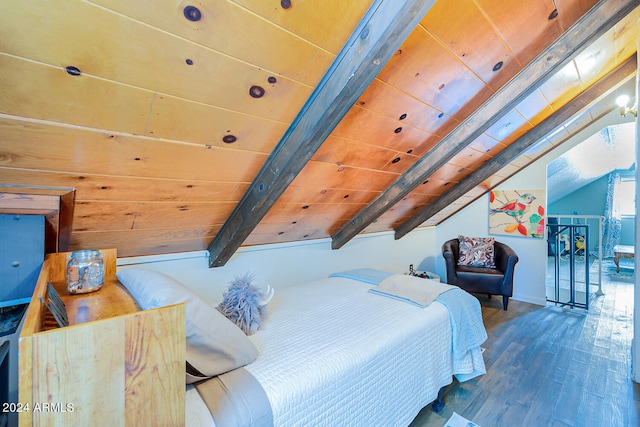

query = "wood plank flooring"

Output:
[[410, 274, 640, 427]]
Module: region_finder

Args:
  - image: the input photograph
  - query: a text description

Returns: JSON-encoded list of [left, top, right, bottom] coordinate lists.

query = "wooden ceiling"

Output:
[[0, 0, 637, 263]]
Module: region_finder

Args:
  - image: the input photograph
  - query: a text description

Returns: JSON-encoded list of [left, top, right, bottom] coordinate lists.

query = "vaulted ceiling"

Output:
[[547, 122, 636, 203], [0, 0, 637, 265]]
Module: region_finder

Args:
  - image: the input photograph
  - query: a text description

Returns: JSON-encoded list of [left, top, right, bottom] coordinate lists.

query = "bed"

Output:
[[116, 268, 487, 427]]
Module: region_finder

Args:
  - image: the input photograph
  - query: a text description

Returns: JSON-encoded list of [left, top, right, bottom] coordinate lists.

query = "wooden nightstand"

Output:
[[18, 249, 186, 427]]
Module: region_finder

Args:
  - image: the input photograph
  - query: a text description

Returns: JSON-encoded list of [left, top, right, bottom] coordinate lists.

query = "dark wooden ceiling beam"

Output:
[[394, 54, 638, 239], [331, 0, 638, 250], [207, 0, 438, 267]]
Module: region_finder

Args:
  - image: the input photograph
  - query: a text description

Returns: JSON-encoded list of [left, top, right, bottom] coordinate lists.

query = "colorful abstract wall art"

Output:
[[489, 189, 546, 238]]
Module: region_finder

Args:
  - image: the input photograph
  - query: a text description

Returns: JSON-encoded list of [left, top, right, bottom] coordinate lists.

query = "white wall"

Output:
[[633, 28, 639, 383], [633, 91, 639, 382], [118, 227, 437, 304]]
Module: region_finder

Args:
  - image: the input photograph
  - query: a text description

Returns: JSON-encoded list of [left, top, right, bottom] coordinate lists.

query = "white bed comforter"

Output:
[[235, 276, 485, 427]]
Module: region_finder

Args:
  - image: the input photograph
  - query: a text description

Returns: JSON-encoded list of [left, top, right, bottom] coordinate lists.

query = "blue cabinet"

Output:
[[1, 214, 44, 305], [1, 214, 44, 426]]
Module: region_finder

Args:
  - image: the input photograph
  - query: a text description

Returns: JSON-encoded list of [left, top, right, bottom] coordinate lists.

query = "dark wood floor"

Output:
[[410, 274, 640, 427]]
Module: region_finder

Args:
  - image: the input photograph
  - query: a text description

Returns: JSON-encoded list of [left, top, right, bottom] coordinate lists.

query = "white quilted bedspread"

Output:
[[242, 276, 485, 427]]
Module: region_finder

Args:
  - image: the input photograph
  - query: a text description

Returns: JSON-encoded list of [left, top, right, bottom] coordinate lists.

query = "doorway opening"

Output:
[[545, 123, 636, 308]]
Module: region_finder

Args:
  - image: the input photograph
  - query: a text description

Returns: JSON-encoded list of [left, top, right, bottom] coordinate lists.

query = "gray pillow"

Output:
[[116, 268, 259, 384]]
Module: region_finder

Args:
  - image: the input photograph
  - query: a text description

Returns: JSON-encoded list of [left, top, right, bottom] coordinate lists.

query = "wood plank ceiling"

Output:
[[0, 0, 637, 262]]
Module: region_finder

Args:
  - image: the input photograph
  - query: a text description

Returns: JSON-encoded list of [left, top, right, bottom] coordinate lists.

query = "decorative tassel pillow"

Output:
[[216, 273, 274, 335]]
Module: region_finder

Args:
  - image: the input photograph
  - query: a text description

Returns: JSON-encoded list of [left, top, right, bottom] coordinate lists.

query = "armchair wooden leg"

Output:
[[502, 296, 509, 311]]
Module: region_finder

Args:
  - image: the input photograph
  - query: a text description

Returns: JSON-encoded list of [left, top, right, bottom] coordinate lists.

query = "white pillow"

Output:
[[116, 268, 259, 383]]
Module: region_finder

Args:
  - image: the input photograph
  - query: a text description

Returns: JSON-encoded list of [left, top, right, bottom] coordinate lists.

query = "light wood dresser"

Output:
[[18, 249, 186, 426]]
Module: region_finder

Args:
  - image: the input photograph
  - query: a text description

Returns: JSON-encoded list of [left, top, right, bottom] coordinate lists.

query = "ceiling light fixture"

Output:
[[616, 94, 637, 117]]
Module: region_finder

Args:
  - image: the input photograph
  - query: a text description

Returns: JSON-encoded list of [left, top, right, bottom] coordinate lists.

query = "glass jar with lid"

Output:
[[66, 250, 104, 294]]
